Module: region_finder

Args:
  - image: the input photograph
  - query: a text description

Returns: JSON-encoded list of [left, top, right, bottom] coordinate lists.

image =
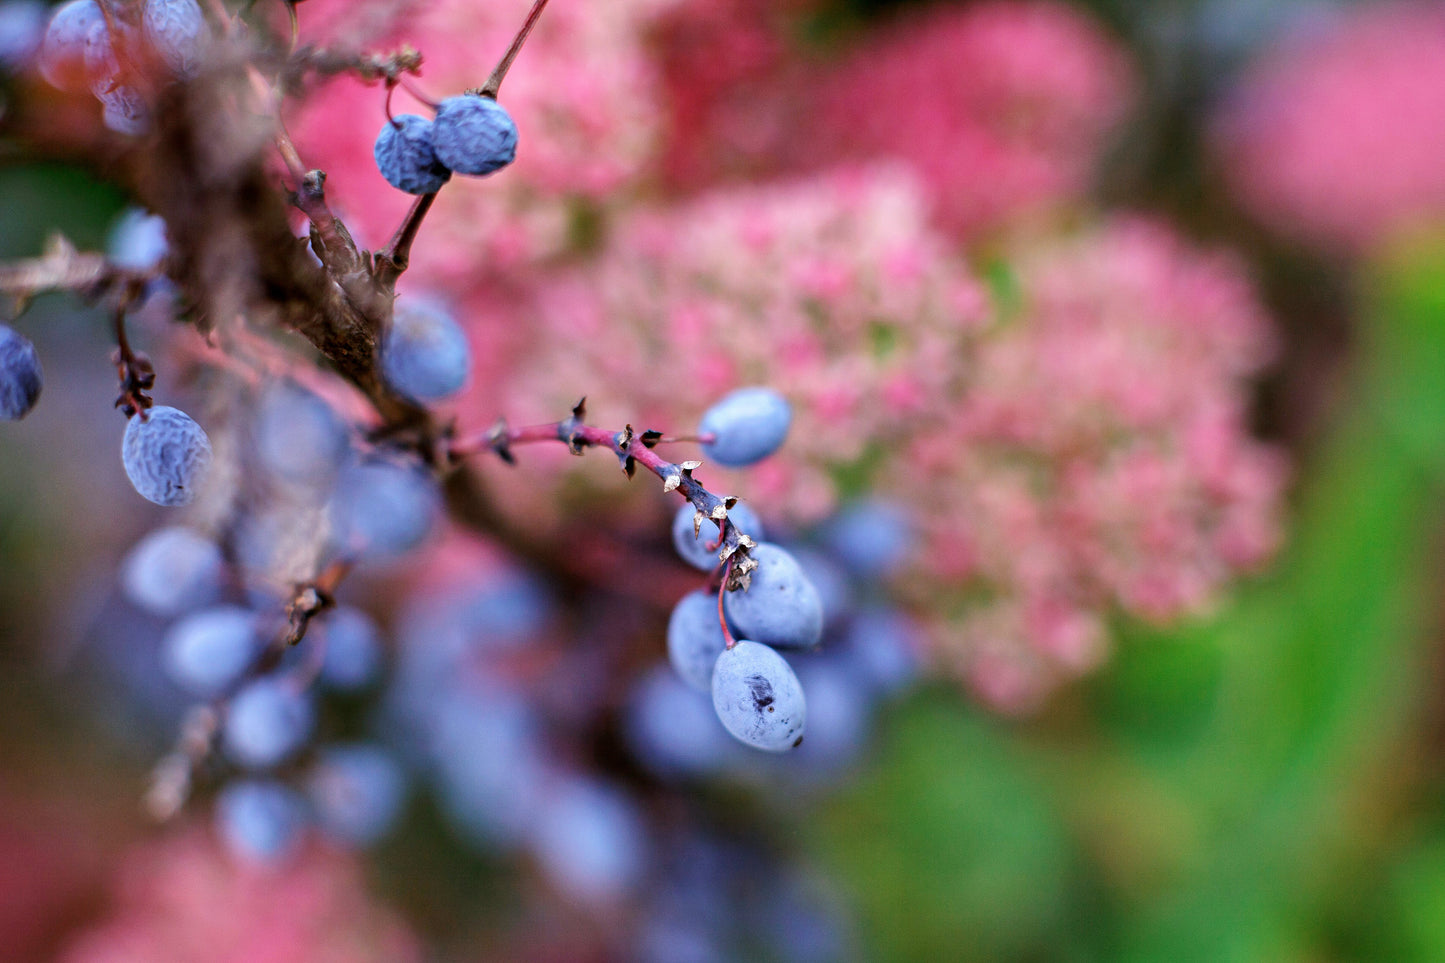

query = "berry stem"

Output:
[[375, 192, 438, 290], [718, 558, 737, 650], [478, 0, 551, 98]]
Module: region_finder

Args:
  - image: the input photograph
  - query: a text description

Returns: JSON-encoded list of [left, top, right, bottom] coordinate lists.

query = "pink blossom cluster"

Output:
[[904, 218, 1286, 710], [1213, 1, 1445, 252], [652, 0, 1137, 243], [59, 829, 420, 963]]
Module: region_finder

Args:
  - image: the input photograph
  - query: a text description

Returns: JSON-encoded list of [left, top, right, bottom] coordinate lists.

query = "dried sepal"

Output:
[[680, 460, 702, 472], [640, 430, 663, 449], [621, 453, 636, 478], [662, 469, 682, 494], [692, 509, 705, 538], [487, 416, 516, 465]]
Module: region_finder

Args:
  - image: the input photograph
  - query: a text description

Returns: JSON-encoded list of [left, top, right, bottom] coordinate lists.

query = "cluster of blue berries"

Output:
[[38, 0, 210, 135], [374, 94, 518, 196]]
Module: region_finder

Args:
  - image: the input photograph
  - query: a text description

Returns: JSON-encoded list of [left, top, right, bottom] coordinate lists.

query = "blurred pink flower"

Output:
[[1213, 1, 1445, 251], [653, 0, 1136, 242], [59, 829, 420, 963]]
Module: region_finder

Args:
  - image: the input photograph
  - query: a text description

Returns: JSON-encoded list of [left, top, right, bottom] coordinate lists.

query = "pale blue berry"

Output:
[[37, 0, 103, 91], [328, 458, 439, 558], [215, 779, 308, 864], [316, 606, 383, 692], [431, 94, 517, 176], [122, 405, 212, 506], [223, 677, 315, 768], [667, 588, 728, 693], [373, 114, 451, 195], [711, 640, 806, 752], [161, 605, 258, 696], [380, 297, 470, 403], [723, 543, 823, 650], [107, 207, 168, 271], [699, 387, 791, 467], [141, 0, 207, 79], [0, 0, 47, 72], [99, 83, 150, 136], [123, 526, 224, 616], [306, 743, 407, 847]]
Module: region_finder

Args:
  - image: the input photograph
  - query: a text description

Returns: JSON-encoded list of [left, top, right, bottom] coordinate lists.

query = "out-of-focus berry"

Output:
[[380, 297, 471, 403], [215, 779, 308, 864], [820, 499, 913, 580], [528, 776, 648, 904], [306, 743, 407, 847], [316, 606, 383, 692], [121, 526, 224, 616], [121, 405, 213, 506], [667, 588, 729, 692], [37, 0, 103, 90], [698, 386, 791, 467], [624, 666, 739, 778], [161, 606, 258, 697], [430, 94, 518, 176], [223, 678, 316, 769], [251, 381, 351, 486], [0, 0, 46, 72], [107, 207, 169, 272], [328, 458, 439, 558], [99, 83, 151, 136]]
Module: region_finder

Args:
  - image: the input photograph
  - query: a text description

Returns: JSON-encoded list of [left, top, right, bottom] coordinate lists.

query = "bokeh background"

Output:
[[4, 0, 1445, 960]]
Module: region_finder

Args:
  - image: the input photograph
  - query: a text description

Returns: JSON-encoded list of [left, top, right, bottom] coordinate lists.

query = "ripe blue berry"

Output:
[[122, 405, 212, 506], [671, 501, 763, 571], [252, 381, 350, 486], [37, 0, 103, 91], [316, 606, 383, 692], [821, 499, 913, 579], [723, 543, 824, 650], [698, 387, 791, 467], [380, 297, 470, 403], [122, 526, 224, 616], [223, 677, 316, 768], [306, 743, 407, 847], [373, 114, 451, 195], [99, 83, 150, 136], [667, 588, 728, 693], [107, 207, 168, 271], [0, 324, 42, 420], [529, 777, 648, 904], [328, 457, 439, 558], [0, 1, 46, 72], [215, 779, 308, 864], [141, 0, 207, 79], [161, 605, 258, 696], [711, 640, 806, 752], [430, 94, 517, 176]]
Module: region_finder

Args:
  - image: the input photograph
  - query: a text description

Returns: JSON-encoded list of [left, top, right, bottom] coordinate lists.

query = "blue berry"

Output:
[[529, 777, 648, 904], [37, 0, 103, 91], [252, 381, 350, 486], [667, 588, 728, 693], [430, 94, 517, 176], [380, 296, 470, 403], [107, 207, 168, 271], [624, 666, 738, 778], [122, 525, 224, 616], [316, 606, 383, 692], [141, 0, 207, 79], [223, 677, 316, 768], [671, 501, 763, 571], [698, 387, 791, 467], [99, 82, 150, 136], [723, 543, 823, 650], [328, 458, 439, 558], [711, 639, 806, 752], [373, 114, 451, 195], [785, 658, 870, 774], [162, 605, 258, 696], [821, 498, 913, 579], [0, 0, 47, 72], [215, 779, 308, 864], [121, 405, 212, 506], [837, 606, 921, 697], [0, 324, 42, 420], [306, 743, 407, 847]]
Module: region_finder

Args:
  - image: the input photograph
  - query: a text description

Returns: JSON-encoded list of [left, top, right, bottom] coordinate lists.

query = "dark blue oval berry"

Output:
[[430, 94, 517, 177], [0, 324, 42, 420], [374, 114, 451, 195]]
